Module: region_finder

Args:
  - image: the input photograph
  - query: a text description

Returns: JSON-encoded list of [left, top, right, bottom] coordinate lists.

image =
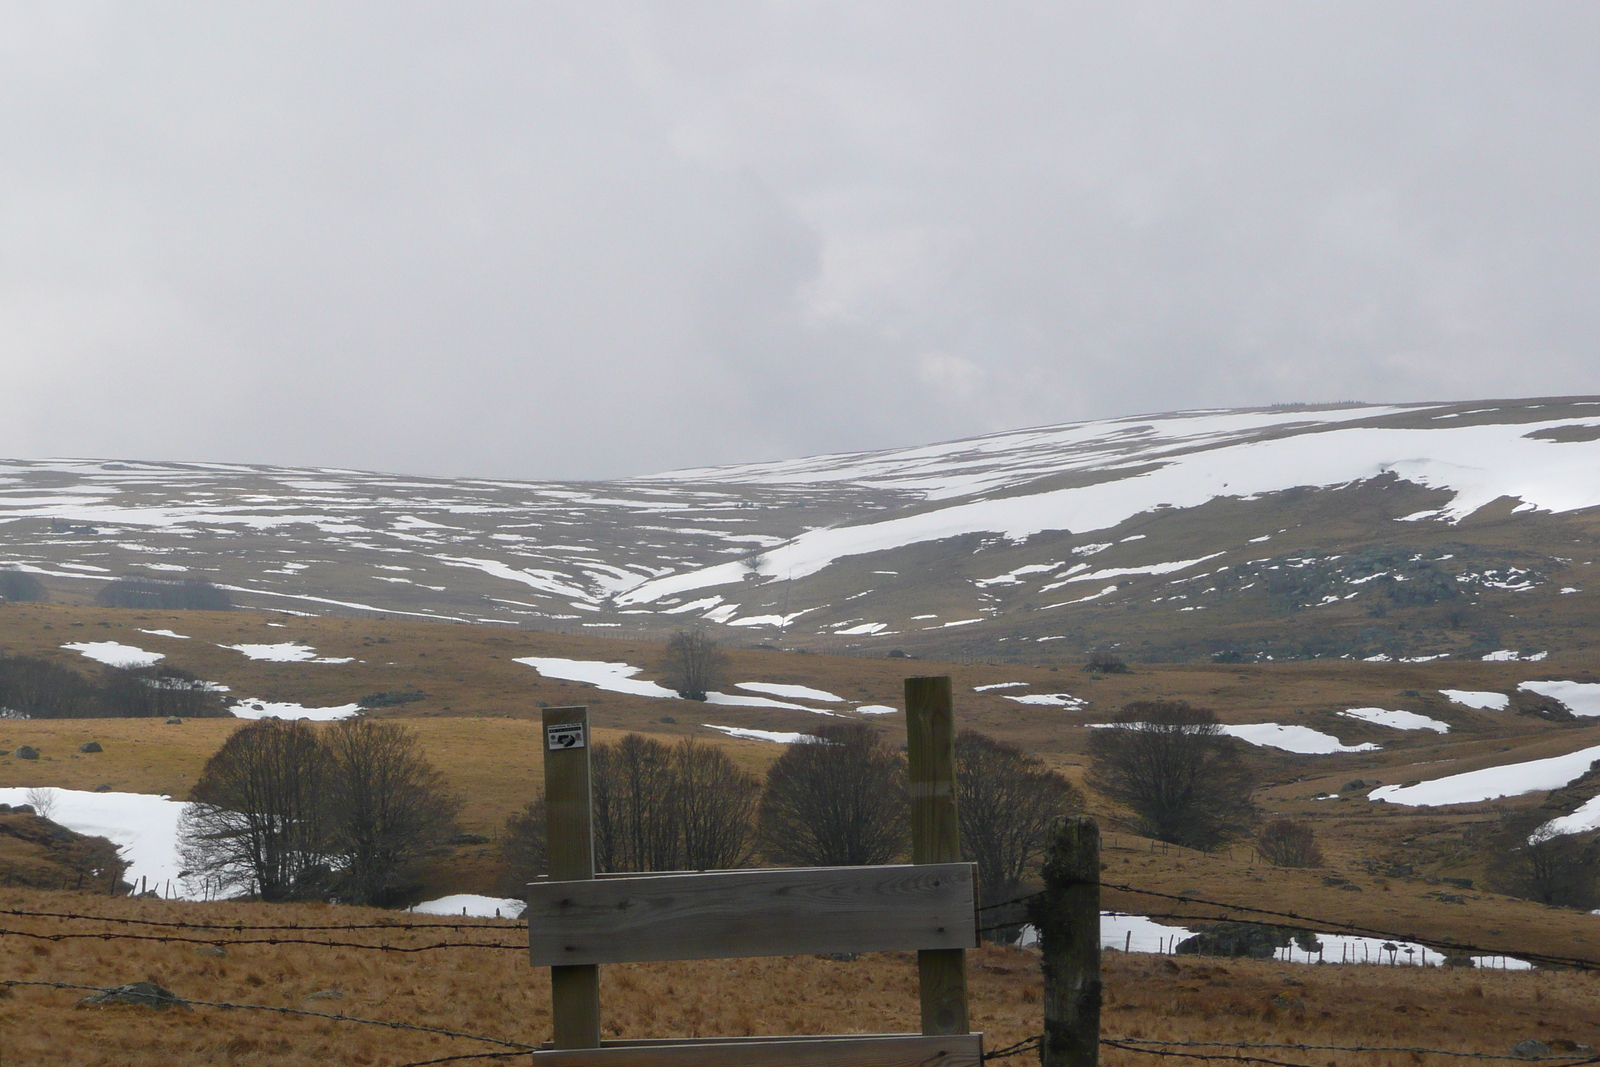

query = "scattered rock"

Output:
[[1385, 864, 1414, 878], [1441, 876, 1474, 889], [192, 944, 226, 957], [659, 715, 677, 724], [1338, 883, 1363, 892], [821, 952, 858, 962], [1437, 892, 1467, 904], [1511, 1040, 1552, 1059], [15, 746, 39, 760], [303, 989, 344, 1001], [80, 982, 185, 1010], [95, 784, 111, 792], [11, 804, 35, 815], [447, 833, 490, 846], [79, 741, 103, 753], [164, 717, 182, 725], [1342, 779, 1368, 791]]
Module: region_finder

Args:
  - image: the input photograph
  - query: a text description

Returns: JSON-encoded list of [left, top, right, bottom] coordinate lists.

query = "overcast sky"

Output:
[[2, 3, 1597, 480]]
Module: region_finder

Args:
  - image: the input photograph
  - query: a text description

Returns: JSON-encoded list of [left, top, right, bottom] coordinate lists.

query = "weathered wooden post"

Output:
[[1028, 816, 1101, 1067], [905, 676, 969, 1037], [541, 706, 600, 1049]]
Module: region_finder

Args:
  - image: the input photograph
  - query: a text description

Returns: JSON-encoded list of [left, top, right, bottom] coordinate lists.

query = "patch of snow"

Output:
[[1005, 693, 1087, 709], [1482, 649, 1548, 662], [736, 682, 843, 702], [513, 657, 680, 699], [836, 622, 889, 635], [853, 705, 898, 715], [0, 787, 187, 897], [231, 699, 363, 722], [411, 894, 524, 919], [61, 642, 164, 668], [1338, 708, 1451, 733], [1370, 742, 1600, 806], [974, 682, 1029, 692], [1538, 795, 1600, 839], [940, 618, 985, 628], [701, 725, 813, 744], [1440, 689, 1510, 711], [705, 691, 836, 714], [1039, 553, 1225, 592], [1220, 724, 1378, 754], [1519, 680, 1600, 717], [221, 643, 353, 664], [136, 629, 189, 640]]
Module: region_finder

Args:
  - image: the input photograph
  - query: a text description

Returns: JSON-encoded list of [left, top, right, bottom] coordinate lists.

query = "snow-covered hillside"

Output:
[[4, 398, 1600, 660]]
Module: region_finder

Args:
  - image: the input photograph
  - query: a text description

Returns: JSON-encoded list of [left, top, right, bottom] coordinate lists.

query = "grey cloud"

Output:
[[2, 2, 1597, 478]]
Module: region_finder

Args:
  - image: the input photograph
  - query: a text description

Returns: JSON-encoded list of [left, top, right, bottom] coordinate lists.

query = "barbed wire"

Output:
[[1101, 1038, 1322, 1067], [2, 978, 536, 1049], [0, 905, 525, 933], [982, 1034, 1042, 1060], [389, 1052, 529, 1067], [0, 925, 522, 952]]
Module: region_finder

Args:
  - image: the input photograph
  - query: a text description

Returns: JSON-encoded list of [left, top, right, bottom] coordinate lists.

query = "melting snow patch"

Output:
[[1220, 724, 1378, 754], [0, 787, 187, 897], [1440, 689, 1510, 711], [705, 692, 837, 714], [702, 725, 812, 744], [836, 622, 889, 635], [411, 894, 524, 919], [1519, 680, 1600, 717], [62, 642, 164, 668], [1482, 649, 1548, 662], [854, 705, 898, 715], [136, 629, 189, 640], [1338, 708, 1450, 733], [231, 699, 363, 722], [736, 682, 843, 702], [1370, 742, 1600, 806], [222, 643, 353, 664], [1005, 693, 1087, 709], [513, 657, 680, 699], [974, 682, 1029, 691]]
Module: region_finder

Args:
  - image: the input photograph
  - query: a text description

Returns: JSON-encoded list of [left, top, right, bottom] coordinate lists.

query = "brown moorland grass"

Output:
[[0, 888, 1596, 1065]]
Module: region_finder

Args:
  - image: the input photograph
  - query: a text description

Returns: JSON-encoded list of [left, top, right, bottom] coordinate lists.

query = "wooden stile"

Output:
[[906, 676, 970, 1037], [542, 706, 600, 1050], [530, 1033, 982, 1066], [526, 862, 975, 966]]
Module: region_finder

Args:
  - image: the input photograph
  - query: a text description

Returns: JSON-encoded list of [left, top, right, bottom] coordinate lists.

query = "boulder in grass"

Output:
[[1511, 1041, 1552, 1059], [79, 741, 103, 753], [15, 745, 39, 760], [164, 717, 182, 725], [80, 982, 186, 1010]]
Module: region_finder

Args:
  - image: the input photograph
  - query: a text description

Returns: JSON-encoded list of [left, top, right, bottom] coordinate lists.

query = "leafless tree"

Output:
[[675, 737, 759, 869], [1087, 700, 1259, 850], [956, 730, 1083, 937], [758, 722, 907, 866], [659, 629, 729, 701], [0, 655, 94, 718], [1256, 818, 1323, 868], [501, 796, 547, 889], [96, 575, 231, 610], [100, 666, 226, 719], [180, 720, 331, 901], [591, 733, 681, 872], [322, 718, 460, 905], [1482, 812, 1600, 909]]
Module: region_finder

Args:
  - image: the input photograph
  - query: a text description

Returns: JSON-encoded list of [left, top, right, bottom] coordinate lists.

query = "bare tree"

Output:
[[96, 575, 231, 610], [674, 737, 759, 869], [180, 720, 330, 901], [100, 666, 226, 719], [1256, 818, 1323, 868], [758, 722, 907, 866], [659, 630, 728, 701], [1087, 700, 1259, 850], [1482, 812, 1600, 909], [322, 718, 460, 905], [501, 797, 547, 890], [956, 730, 1083, 938], [0, 655, 95, 718], [591, 733, 681, 872]]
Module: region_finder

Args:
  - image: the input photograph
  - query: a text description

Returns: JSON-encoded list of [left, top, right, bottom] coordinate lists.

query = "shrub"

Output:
[[1083, 651, 1130, 674], [96, 576, 231, 611], [99, 666, 228, 718], [758, 722, 907, 866], [1256, 818, 1323, 867], [0, 655, 96, 718], [658, 630, 728, 701], [1087, 700, 1259, 850], [0, 570, 47, 603]]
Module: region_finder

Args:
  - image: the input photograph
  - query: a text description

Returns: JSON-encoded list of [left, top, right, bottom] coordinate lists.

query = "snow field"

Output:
[[1088, 722, 1378, 754], [1519, 680, 1600, 717], [1338, 708, 1451, 733], [1440, 690, 1510, 711], [1371, 742, 1600, 806], [411, 894, 525, 919], [231, 699, 363, 721], [0, 787, 189, 897], [61, 642, 164, 668], [222, 642, 354, 664], [701, 725, 814, 744]]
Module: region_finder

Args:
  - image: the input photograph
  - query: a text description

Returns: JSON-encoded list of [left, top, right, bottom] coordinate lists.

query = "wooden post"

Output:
[[1028, 816, 1101, 1067], [542, 706, 601, 1049], [905, 675, 969, 1037]]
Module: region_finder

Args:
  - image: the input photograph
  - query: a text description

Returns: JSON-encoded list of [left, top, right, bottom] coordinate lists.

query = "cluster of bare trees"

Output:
[[179, 718, 458, 904], [0, 656, 229, 719], [95, 575, 231, 611], [0, 569, 46, 603], [658, 629, 728, 701]]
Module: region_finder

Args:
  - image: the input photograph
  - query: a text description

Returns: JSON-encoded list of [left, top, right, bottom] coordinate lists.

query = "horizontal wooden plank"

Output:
[[526, 862, 976, 966], [530, 1033, 983, 1067]]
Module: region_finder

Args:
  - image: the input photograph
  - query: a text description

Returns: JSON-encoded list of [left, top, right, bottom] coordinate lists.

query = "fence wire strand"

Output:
[[0, 924, 522, 952], [0, 905, 524, 932]]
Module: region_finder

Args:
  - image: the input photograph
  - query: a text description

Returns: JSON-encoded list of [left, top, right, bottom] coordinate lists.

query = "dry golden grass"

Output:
[[0, 888, 1595, 1066]]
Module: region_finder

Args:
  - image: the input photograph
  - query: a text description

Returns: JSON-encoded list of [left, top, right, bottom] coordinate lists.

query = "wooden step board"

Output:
[[526, 862, 977, 967], [530, 1032, 984, 1066]]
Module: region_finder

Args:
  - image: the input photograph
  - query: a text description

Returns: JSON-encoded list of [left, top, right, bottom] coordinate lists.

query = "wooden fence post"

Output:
[[1028, 815, 1101, 1067], [905, 675, 969, 1037], [542, 706, 601, 1049]]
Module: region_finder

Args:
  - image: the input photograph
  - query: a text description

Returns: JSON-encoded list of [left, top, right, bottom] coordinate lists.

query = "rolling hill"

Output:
[[2, 396, 1599, 663]]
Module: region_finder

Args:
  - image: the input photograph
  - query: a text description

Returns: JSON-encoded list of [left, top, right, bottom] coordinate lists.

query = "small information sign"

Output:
[[545, 720, 586, 751]]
